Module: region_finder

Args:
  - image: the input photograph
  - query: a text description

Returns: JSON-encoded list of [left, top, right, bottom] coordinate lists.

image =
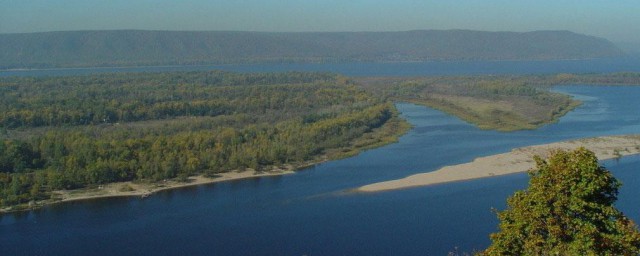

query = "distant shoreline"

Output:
[[0, 30, 624, 71], [357, 135, 640, 193], [0, 58, 622, 73]]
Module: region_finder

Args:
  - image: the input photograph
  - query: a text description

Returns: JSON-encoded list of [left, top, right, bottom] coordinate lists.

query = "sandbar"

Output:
[[0, 168, 295, 213], [357, 135, 640, 192], [54, 169, 295, 203]]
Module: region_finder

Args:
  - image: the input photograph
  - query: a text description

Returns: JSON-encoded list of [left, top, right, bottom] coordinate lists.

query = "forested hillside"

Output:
[[0, 30, 623, 69], [0, 71, 408, 208]]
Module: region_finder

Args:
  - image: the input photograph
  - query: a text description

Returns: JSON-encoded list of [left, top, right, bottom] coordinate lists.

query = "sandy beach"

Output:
[[52, 169, 295, 204], [0, 168, 296, 213], [357, 135, 640, 193]]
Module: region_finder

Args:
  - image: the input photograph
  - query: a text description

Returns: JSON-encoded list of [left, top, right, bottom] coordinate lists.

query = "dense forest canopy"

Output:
[[0, 72, 349, 128], [0, 71, 407, 208]]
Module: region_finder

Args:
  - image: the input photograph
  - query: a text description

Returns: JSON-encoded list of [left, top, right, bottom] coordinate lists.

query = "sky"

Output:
[[1, 0, 639, 43]]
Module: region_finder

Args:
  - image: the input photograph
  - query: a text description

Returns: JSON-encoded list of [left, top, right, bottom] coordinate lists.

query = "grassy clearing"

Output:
[[406, 94, 580, 131], [357, 75, 585, 132]]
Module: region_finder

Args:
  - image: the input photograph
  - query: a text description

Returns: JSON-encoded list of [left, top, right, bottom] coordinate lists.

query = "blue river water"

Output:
[[1, 60, 640, 255]]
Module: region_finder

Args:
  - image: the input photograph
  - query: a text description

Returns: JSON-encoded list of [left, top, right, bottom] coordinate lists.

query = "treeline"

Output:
[[550, 72, 640, 86], [0, 71, 348, 128], [468, 72, 640, 88], [0, 71, 401, 207], [382, 77, 543, 99], [383, 76, 575, 112]]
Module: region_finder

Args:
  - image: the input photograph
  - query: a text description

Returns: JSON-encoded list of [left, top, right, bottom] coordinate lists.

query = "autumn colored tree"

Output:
[[0, 71, 404, 207], [483, 148, 640, 255]]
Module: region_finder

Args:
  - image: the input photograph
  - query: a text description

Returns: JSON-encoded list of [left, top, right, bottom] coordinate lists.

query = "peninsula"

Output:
[[0, 71, 410, 212], [357, 135, 640, 192]]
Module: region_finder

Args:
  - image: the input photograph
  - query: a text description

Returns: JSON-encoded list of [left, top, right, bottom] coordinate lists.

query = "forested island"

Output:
[[0, 30, 623, 69], [2, 71, 640, 211]]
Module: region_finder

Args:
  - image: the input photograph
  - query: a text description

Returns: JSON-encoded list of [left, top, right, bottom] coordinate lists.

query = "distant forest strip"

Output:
[[0, 30, 622, 69], [358, 72, 640, 131], [0, 71, 410, 208], [0, 72, 344, 128]]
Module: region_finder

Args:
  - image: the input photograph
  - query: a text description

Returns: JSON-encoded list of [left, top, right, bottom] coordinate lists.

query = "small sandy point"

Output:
[[0, 168, 295, 213], [54, 169, 294, 203], [357, 135, 640, 193]]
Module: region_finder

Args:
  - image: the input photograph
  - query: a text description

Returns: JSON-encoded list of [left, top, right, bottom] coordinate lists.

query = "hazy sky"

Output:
[[2, 0, 639, 42]]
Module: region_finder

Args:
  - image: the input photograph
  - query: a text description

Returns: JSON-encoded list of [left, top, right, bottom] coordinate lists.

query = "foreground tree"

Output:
[[482, 148, 640, 255]]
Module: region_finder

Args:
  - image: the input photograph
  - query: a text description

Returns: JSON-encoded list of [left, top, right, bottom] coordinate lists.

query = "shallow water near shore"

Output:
[[2, 72, 640, 255]]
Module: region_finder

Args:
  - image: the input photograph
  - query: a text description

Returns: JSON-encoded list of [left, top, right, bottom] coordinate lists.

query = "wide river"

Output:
[[1, 59, 640, 255]]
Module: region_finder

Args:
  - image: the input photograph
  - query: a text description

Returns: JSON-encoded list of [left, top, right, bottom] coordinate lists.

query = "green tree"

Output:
[[483, 148, 640, 255], [0, 71, 406, 207]]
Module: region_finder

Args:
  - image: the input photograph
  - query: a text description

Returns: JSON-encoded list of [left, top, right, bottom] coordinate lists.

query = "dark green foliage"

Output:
[[0, 140, 43, 173], [483, 148, 640, 255], [0, 71, 339, 128], [0, 30, 623, 69], [0, 71, 401, 207]]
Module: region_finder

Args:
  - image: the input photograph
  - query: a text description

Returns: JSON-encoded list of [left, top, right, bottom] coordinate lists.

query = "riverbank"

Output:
[[0, 168, 296, 213], [357, 135, 640, 192], [55, 169, 296, 203], [0, 113, 411, 214]]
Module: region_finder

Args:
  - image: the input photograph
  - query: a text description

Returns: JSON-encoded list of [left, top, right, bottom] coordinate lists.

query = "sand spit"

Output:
[[357, 135, 640, 193], [0, 168, 294, 213], [54, 169, 295, 203]]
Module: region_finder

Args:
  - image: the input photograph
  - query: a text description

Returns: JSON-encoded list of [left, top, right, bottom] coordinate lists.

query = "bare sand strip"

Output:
[[3, 162, 316, 212], [54, 169, 294, 204], [357, 135, 640, 193]]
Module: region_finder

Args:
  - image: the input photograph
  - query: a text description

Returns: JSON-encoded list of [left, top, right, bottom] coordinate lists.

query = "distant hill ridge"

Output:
[[0, 29, 624, 69]]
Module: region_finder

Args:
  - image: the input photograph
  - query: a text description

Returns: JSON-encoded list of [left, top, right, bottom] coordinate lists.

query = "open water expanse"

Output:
[[1, 59, 640, 255]]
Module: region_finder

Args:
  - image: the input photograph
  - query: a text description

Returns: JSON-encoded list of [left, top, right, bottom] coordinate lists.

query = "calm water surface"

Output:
[[1, 63, 640, 255]]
